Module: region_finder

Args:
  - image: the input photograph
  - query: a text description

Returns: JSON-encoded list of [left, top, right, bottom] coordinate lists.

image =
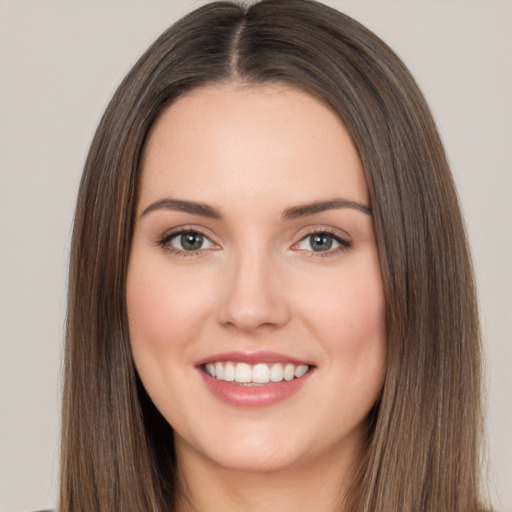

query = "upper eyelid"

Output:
[[159, 225, 217, 242], [293, 225, 352, 242], [170, 231, 216, 249], [294, 231, 350, 247], [156, 225, 352, 248], [157, 228, 219, 256]]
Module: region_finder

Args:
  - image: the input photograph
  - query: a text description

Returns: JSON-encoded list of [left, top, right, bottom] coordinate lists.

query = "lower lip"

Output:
[[199, 370, 312, 407]]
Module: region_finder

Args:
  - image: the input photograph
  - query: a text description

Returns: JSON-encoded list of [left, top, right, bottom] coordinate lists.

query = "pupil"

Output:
[[311, 234, 332, 251], [181, 233, 203, 250]]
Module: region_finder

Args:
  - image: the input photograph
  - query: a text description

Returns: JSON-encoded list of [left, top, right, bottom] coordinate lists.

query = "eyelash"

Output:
[[157, 228, 217, 257], [156, 228, 352, 257], [293, 228, 352, 257]]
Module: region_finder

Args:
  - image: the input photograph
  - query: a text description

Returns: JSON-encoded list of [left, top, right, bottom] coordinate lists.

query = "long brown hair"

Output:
[[60, 1, 490, 510]]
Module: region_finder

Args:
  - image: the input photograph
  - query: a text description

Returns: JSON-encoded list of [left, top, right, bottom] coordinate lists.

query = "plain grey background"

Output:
[[1, 1, 510, 511]]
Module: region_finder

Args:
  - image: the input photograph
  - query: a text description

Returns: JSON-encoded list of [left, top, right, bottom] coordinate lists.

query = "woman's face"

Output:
[[127, 83, 386, 474]]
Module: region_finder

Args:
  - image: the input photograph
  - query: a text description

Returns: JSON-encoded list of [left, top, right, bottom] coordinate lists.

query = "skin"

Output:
[[127, 83, 387, 512]]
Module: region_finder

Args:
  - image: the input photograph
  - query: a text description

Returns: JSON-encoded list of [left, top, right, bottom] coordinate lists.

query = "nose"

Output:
[[216, 248, 291, 334]]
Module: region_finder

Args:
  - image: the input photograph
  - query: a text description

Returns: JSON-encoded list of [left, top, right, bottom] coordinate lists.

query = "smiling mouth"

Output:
[[203, 361, 311, 385]]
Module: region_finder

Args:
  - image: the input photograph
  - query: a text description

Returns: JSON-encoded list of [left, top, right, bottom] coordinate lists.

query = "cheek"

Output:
[[298, 255, 387, 404], [302, 259, 386, 350], [126, 256, 211, 354], [125, 253, 215, 422]]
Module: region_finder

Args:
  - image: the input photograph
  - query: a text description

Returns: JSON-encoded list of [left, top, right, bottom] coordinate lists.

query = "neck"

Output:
[[174, 433, 365, 512]]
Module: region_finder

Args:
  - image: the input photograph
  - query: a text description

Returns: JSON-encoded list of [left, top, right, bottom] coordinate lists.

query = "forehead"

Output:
[[139, 83, 368, 213]]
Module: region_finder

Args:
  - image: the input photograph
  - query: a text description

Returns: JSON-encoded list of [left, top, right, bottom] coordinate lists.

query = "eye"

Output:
[[294, 231, 351, 254], [159, 230, 217, 254]]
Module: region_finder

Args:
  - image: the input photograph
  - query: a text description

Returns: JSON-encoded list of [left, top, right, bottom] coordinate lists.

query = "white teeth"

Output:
[[295, 364, 308, 378], [270, 363, 284, 382], [215, 362, 224, 380], [223, 361, 235, 381], [204, 361, 310, 384], [284, 363, 295, 381], [252, 363, 270, 383], [205, 363, 216, 377], [234, 362, 252, 383]]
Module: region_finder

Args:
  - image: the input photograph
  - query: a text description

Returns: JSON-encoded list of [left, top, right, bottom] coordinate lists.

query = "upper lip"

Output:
[[194, 351, 314, 367]]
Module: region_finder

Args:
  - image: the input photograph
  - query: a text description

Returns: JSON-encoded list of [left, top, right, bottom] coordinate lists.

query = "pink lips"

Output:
[[195, 351, 314, 408], [195, 351, 311, 367]]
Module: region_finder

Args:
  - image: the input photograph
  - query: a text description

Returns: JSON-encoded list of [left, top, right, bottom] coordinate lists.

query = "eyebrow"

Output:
[[282, 199, 372, 219], [141, 198, 222, 219], [140, 197, 371, 220]]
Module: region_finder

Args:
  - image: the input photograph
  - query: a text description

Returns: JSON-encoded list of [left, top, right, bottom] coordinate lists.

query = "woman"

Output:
[[60, 0, 491, 511]]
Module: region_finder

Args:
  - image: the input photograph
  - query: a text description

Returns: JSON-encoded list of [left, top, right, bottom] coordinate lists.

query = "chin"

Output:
[[175, 424, 311, 474], [209, 445, 304, 474]]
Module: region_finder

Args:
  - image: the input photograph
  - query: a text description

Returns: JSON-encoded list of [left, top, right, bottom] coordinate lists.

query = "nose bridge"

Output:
[[217, 241, 289, 332]]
